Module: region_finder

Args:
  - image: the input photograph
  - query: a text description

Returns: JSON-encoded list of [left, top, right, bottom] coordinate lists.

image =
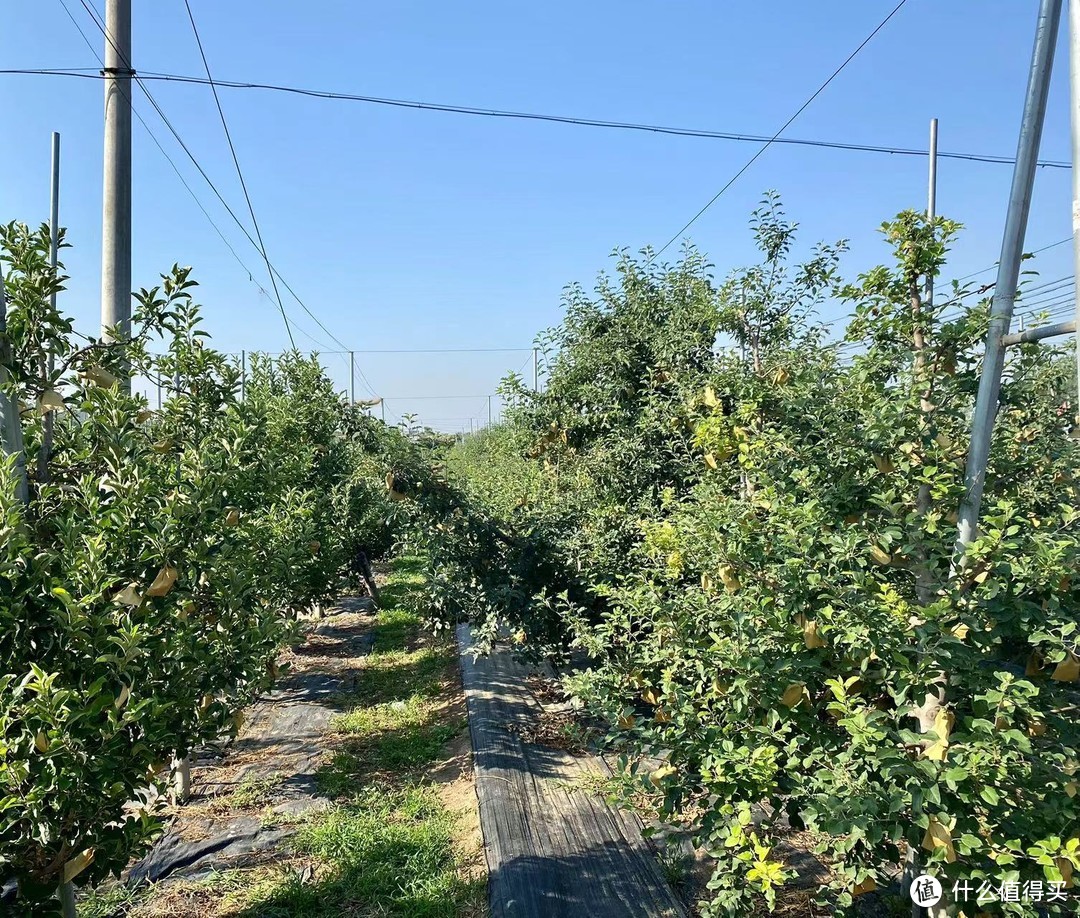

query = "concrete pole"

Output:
[[101, 0, 133, 379], [380, 399, 385, 423], [1071, 0, 1080, 429], [349, 351, 355, 403], [955, 0, 1062, 557], [487, 395, 492, 426]]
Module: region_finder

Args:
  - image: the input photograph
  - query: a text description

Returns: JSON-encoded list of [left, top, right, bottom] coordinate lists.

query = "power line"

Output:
[[953, 237, 1073, 281], [1021, 274, 1075, 295], [932, 272, 1074, 322], [1018, 283, 1075, 309], [651, 0, 910, 260], [271, 347, 533, 355], [381, 394, 494, 400], [1023, 296, 1075, 316], [56, 0, 333, 350], [67, 1, 344, 352], [181, 0, 294, 349], [513, 350, 535, 378], [350, 356, 380, 400], [228, 347, 531, 356], [4, 66, 1073, 171]]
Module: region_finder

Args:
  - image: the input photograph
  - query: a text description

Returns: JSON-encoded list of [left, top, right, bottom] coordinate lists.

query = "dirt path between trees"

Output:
[[81, 558, 485, 918]]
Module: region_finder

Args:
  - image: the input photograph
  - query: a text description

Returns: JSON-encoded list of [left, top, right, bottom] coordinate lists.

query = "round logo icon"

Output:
[[910, 874, 943, 907]]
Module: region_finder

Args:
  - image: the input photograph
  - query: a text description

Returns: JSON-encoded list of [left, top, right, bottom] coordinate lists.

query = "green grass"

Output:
[[255, 558, 479, 916], [374, 555, 427, 621], [78, 884, 145, 918], [320, 606, 463, 789], [344, 643, 453, 705], [656, 845, 692, 890], [207, 773, 281, 814], [235, 785, 483, 918], [320, 555, 463, 784], [80, 555, 481, 918], [318, 721, 462, 795]]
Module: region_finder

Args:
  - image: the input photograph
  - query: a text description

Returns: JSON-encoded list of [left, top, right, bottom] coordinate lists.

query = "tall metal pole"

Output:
[[39, 132, 61, 484], [926, 118, 938, 308], [1071, 0, 1080, 431], [380, 399, 385, 423], [533, 347, 539, 392], [927, 119, 938, 223], [349, 351, 355, 403], [488, 395, 492, 426], [49, 133, 61, 304], [101, 0, 133, 379], [955, 0, 1062, 557]]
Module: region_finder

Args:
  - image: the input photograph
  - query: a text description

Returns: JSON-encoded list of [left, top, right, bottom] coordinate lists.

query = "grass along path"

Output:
[[81, 556, 485, 918]]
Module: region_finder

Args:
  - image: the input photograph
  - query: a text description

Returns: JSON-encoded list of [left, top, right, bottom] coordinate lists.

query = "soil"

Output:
[[82, 574, 484, 917]]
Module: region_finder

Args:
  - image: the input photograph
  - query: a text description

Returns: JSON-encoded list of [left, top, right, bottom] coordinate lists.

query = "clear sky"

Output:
[[1, 1, 1075, 430]]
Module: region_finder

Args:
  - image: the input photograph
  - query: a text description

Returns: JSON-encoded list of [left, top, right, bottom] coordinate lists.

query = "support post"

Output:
[[532, 347, 539, 392], [955, 0, 1061, 558], [349, 351, 355, 403], [907, 122, 946, 918], [488, 394, 492, 426], [172, 754, 191, 803], [1071, 0, 1080, 427], [101, 0, 133, 389], [1002, 319, 1076, 345], [39, 132, 61, 484], [380, 399, 385, 423], [926, 118, 938, 307], [57, 880, 76, 918], [49, 133, 61, 310], [0, 265, 29, 505]]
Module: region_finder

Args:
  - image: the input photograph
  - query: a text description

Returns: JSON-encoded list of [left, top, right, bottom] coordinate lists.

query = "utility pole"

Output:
[[533, 347, 539, 393], [955, 0, 1062, 557], [487, 395, 492, 426], [380, 400, 385, 424], [349, 351, 355, 403], [100, 0, 133, 381]]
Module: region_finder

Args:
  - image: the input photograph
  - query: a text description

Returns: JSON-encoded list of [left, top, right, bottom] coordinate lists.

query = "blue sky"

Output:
[[0, 1, 1075, 430]]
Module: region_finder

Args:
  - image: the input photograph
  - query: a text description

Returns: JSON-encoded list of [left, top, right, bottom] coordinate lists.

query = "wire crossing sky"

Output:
[[4, 68, 1071, 171], [1, 1, 1077, 430]]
